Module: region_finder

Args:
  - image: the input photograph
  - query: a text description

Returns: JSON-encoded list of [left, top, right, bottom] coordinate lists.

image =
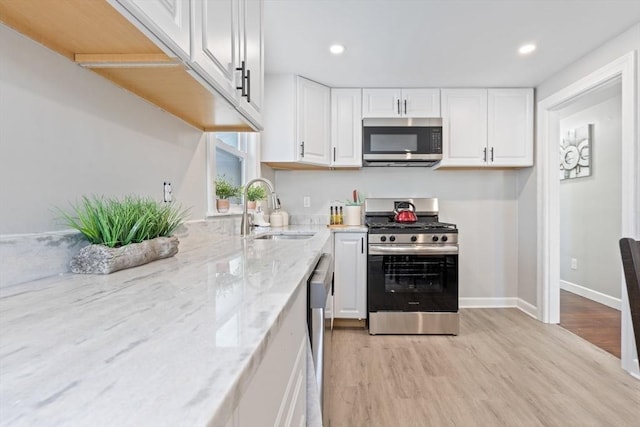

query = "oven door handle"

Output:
[[368, 244, 459, 256]]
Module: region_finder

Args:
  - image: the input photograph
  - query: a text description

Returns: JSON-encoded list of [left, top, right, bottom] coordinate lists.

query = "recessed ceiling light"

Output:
[[519, 43, 536, 55], [329, 44, 345, 55]]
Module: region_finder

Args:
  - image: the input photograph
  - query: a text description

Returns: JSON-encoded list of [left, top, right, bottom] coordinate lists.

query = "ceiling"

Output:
[[263, 0, 640, 88]]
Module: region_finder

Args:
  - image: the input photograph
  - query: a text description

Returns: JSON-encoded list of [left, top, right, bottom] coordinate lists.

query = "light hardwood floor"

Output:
[[327, 308, 640, 426]]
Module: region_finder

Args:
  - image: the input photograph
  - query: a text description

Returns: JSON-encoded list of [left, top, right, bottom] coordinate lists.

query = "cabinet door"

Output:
[[402, 88, 440, 117], [297, 77, 330, 165], [236, 0, 263, 128], [237, 288, 306, 426], [190, 0, 239, 104], [331, 88, 362, 167], [334, 233, 367, 319], [115, 0, 191, 60], [487, 88, 533, 167], [362, 88, 402, 118], [440, 89, 488, 167]]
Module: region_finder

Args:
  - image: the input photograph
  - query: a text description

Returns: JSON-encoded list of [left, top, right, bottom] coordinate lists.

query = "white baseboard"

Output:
[[460, 297, 519, 308], [459, 297, 539, 320], [560, 280, 621, 310], [516, 298, 538, 318]]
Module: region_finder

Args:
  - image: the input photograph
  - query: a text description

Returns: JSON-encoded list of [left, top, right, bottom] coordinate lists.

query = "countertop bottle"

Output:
[[339, 206, 344, 225], [330, 206, 335, 225]]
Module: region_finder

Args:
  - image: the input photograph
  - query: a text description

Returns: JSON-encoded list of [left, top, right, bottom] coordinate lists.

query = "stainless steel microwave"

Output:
[[362, 118, 443, 167]]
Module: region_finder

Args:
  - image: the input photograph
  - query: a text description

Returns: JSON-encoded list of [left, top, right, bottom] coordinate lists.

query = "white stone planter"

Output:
[[70, 236, 179, 274]]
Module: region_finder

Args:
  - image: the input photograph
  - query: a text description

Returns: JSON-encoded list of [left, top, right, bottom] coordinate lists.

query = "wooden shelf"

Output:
[[0, 0, 254, 132]]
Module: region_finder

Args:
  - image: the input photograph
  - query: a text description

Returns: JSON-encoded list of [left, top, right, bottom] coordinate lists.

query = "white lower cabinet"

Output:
[[334, 232, 367, 319], [230, 287, 307, 427]]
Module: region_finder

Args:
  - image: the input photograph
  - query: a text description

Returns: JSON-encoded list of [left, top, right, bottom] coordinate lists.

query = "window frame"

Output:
[[206, 132, 260, 216]]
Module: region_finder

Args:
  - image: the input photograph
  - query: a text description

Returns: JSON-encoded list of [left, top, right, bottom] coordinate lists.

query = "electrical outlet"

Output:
[[163, 181, 172, 203], [571, 258, 578, 270], [303, 196, 311, 208]]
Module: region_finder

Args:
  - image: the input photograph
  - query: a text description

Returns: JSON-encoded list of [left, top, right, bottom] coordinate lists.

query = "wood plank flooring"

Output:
[[559, 289, 621, 358], [327, 309, 640, 426]]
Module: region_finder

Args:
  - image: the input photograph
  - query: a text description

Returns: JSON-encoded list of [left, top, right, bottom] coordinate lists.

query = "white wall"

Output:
[[274, 168, 519, 301], [517, 22, 640, 308], [559, 92, 622, 300], [516, 166, 537, 306], [0, 25, 208, 235], [536, 24, 640, 101]]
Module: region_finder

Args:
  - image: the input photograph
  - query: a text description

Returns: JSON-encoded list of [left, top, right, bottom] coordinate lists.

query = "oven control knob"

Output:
[[380, 236, 386, 242], [432, 235, 439, 242], [389, 236, 396, 242], [411, 236, 417, 242], [441, 235, 448, 242]]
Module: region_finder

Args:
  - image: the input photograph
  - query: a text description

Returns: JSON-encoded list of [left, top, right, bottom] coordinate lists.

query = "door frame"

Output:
[[537, 51, 639, 376]]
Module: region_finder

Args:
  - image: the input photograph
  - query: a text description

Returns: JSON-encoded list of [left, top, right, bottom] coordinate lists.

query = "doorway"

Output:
[[537, 51, 639, 377], [556, 80, 623, 358]]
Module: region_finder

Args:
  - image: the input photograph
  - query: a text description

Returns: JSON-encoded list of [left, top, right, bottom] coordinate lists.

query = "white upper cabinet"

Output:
[[362, 88, 440, 118], [297, 77, 331, 165], [235, 0, 264, 127], [262, 75, 330, 166], [440, 89, 488, 167], [190, 0, 263, 128], [362, 88, 401, 117], [190, 0, 239, 103], [331, 88, 362, 167], [403, 89, 441, 117], [439, 88, 533, 168], [115, 0, 191, 60], [487, 88, 534, 167]]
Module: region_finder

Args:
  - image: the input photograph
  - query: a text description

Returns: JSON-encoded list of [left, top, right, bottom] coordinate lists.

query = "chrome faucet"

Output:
[[241, 178, 277, 236]]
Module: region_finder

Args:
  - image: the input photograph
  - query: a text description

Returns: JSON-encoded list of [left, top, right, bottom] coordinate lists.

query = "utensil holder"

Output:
[[344, 205, 362, 226]]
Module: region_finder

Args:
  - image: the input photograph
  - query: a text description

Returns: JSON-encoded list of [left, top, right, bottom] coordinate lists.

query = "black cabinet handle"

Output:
[[490, 147, 494, 162], [300, 141, 305, 157], [483, 147, 487, 162], [333, 147, 336, 162], [404, 99, 407, 115], [245, 68, 251, 103], [361, 237, 364, 254], [397, 99, 400, 115], [235, 61, 246, 96]]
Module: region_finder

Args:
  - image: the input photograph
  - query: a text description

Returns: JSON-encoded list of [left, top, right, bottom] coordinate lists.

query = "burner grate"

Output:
[[365, 220, 457, 231]]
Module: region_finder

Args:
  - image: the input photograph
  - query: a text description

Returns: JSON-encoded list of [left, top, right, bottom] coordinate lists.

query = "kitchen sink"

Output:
[[254, 233, 315, 240]]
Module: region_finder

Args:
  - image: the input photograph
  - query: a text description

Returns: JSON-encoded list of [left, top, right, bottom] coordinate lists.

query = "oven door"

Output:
[[367, 244, 458, 313]]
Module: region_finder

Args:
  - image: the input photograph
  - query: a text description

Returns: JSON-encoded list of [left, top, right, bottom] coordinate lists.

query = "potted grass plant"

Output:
[[215, 175, 240, 213], [244, 182, 267, 210], [59, 195, 189, 274]]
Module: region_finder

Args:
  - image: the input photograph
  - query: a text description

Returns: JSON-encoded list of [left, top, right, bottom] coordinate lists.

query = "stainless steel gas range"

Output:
[[365, 198, 459, 335]]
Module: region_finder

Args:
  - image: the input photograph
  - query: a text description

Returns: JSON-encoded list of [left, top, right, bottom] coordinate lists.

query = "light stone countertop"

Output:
[[0, 225, 332, 427]]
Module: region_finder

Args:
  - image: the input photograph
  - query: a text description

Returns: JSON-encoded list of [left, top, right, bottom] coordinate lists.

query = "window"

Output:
[[216, 133, 245, 199], [207, 132, 259, 215]]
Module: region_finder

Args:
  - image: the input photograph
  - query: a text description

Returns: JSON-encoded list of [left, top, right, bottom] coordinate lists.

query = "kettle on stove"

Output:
[[393, 202, 418, 223]]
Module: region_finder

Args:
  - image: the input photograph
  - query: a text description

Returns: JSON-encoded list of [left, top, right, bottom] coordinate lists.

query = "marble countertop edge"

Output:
[[0, 226, 331, 427]]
